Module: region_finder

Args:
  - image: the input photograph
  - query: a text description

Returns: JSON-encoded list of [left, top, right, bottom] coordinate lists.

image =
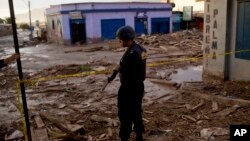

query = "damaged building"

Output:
[[203, 0, 250, 81], [45, 2, 173, 45]]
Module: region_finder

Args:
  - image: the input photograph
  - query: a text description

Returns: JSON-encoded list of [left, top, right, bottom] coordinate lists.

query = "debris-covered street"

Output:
[[1, 29, 250, 141]]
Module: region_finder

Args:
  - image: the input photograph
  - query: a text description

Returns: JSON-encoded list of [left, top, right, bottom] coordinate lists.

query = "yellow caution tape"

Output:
[[15, 49, 250, 140], [16, 82, 28, 141]]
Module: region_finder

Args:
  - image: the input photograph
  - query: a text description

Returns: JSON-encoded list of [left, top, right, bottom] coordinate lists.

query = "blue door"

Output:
[[151, 18, 170, 34], [236, 2, 250, 60], [135, 18, 148, 36], [101, 19, 125, 40]]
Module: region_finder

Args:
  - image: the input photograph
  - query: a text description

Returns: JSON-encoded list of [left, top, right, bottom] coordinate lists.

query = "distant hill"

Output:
[[15, 8, 46, 23]]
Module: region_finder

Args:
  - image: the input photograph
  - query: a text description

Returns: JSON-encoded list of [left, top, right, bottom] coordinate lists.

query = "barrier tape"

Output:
[[15, 49, 250, 140], [16, 82, 28, 141]]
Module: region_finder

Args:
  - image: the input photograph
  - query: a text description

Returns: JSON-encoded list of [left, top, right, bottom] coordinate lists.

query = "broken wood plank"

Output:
[[107, 128, 113, 137], [34, 116, 45, 128], [212, 101, 219, 112], [40, 112, 71, 133], [154, 94, 171, 101], [182, 115, 197, 122], [90, 115, 113, 127], [31, 128, 49, 141], [87, 135, 93, 141], [185, 91, 250, 107], [64, 49, 83, 53], [215, 105, 240, 116], [191, 99, 205, 111], [149, 78, 177, 88]]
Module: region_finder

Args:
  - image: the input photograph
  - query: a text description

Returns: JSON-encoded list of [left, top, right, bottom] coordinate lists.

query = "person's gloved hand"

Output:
[[108, 70, 118, 82]]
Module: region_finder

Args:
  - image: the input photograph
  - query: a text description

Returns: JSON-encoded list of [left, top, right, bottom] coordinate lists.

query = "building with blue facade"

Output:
[[46, 2, 172, 44]]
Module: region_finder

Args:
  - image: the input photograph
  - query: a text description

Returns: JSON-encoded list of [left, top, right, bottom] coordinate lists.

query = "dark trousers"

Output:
[[118, 82, 145, 140]]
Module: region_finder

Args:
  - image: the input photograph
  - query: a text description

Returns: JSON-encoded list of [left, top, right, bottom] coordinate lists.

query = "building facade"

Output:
[[46, 2, 173, 44], [203, 0, 250, 81]]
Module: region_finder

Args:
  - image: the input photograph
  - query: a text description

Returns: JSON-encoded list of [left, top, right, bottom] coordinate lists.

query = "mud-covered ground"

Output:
[[0, 30, 250, 141]]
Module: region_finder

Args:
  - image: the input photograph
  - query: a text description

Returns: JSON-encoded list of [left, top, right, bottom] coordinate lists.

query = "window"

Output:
[[236, 0, 250, 60]]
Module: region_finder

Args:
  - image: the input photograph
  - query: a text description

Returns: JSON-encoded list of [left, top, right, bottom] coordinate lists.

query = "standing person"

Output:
[[0, 54, 19, 69], [108, 26, 147, 141]]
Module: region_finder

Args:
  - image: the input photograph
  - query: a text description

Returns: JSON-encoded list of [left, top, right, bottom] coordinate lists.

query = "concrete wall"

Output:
[[58, 2, 171, 11], [47, 14, 64, 44], [46, 2, 172, 44], [227, 0, 250, 81], [203, 0, 228, 80], [203, 0, 250, 81], [87, 10, 172, 43]]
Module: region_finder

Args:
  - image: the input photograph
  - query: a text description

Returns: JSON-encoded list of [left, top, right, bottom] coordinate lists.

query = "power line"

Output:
[[21, 0, 28, 7]]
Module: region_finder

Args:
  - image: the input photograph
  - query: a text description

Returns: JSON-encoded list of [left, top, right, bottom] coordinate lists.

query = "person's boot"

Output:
[[136, 133, 143, 141]]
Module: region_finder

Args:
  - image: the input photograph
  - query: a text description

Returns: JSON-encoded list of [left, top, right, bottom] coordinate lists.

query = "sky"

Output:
[[0, 0, 204, 18], [0, 0, 159, 18]]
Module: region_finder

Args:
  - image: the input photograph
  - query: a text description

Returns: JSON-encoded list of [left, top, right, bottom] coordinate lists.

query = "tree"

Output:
[[19, 23, 30, 30], [0, 18, 5, 24], [5, 17, 11, 24]]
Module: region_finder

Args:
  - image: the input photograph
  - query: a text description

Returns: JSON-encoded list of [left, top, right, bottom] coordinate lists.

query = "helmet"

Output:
[[116, 26, 136, 42]]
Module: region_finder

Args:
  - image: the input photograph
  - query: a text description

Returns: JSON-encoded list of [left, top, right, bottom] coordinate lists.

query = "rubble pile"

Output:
[[135, 30, 203, 57], [1, 29, 250, 141], [136, 29, 203, 48]]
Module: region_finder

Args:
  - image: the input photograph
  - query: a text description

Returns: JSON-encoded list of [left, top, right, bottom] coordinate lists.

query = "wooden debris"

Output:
[[64, 49, 83, 53], [149, 78, 178, 88], [143, 118, 150, 123], [65, 124, 85, 134], [144, 111, 153, 114], [185, 104, 192, 110], [84, 46, 103, 52], [185, 92, 250, 107], [182, 115, 197, 122], [40, 112, 85, 134], [5, 130, 23, 140], [212, 101, 219, 112], [31, 128, 49, 141], [191, 99, 205, 111], [40, 112, 71, 133], [0, 79, 6, 86], [215, 105, 240, 116], [99, 133, 106, 139], [107, 128, 113, 137], [200, 127, 228, 140], [34, 116, 45, 128], [154, 94, 171, 101], [87, 135, 93, 141], [90, 115, 113, 127]]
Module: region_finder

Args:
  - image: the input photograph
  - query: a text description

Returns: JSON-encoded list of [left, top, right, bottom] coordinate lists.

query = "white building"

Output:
[[203, 0, 250, 81], [45, 2, 172, 44]]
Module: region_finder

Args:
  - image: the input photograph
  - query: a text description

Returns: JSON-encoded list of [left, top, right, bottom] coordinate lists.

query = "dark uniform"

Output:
[[118, 41, 147, 140], [0, 59, 7, 69]]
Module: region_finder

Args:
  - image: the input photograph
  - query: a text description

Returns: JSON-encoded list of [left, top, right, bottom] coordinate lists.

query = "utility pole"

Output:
[[28, 0, 32, 38], [8, 0, 32, 141]]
